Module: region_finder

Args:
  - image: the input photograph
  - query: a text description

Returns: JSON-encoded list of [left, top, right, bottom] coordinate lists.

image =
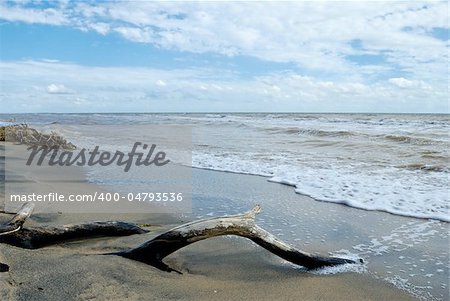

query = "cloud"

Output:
[[0, 3, 68, 25], [0, 2, 447, 113], [114, 27, 151, 43], [86, 22, 110, 35], [46, 84, 73, 94], [41, 59, 60, 63], [388, 77, 432, 90], [388, 77, 416, 88], [0, 1, 447, 85], [0, 60, 446, 113], [156, 80, 167, 87]]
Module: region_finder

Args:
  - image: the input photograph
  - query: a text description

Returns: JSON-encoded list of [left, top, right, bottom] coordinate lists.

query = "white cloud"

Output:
[[388, 77, 416, 88], [73, 97, 87, 105], [46, 83, 72, 94], [114, 27, 152, 43], [86, 22, 110, 35], [41, 59, 60, 63], [1, 1, 447, 85], [0, 2, 447, 113], [0, 3, 68, 25], [156, 80, 167, 87], [0, 60, 446, 113], [388, 77, 432, 90]]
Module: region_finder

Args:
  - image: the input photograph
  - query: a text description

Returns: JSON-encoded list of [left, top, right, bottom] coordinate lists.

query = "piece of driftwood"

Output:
[[0, 221, 149, 249], [0, 203, 148, 271], [118, 205, 359, 273], [0, 203, 148, 249], [0, 203, 35, 272], [0, 203, 35, 236], [1, 204, 360, 274]]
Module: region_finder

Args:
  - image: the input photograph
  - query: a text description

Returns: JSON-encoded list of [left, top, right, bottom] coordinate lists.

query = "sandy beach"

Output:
[[1, 142, 443, 301], [0, 233, 419, 301], [1, 1, 448, 300]]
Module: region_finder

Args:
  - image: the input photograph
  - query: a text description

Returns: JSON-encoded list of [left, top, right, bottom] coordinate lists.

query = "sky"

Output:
[[0, 1, 448, 113]]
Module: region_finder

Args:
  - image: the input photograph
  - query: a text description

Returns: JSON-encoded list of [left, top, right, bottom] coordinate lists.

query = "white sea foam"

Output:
[[186, 113, 450, 222], [272, 249, 366, 275], [311, 250, 367, 275], [193, 152, 449, 222]]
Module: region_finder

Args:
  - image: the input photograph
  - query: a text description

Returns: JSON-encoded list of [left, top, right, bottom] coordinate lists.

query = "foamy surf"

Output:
[[192, 153, 449, 222]]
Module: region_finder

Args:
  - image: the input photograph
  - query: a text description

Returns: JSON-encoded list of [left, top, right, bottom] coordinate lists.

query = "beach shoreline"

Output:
[[1, 142, 448, 300]]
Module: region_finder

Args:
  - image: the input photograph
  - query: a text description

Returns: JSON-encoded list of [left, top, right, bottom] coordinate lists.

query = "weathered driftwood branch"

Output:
[[0, 203, 35, 236], [0, 221, 148, 249], [118, 205, 359, 273], [0, 203, 148, 271], [0, 203, 147, 250], [0, 203, 35, 272], [1, 204, 360, 275]]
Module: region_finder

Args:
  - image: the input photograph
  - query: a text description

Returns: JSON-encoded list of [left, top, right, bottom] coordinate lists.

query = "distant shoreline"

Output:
[[1, 112, 449, 116]]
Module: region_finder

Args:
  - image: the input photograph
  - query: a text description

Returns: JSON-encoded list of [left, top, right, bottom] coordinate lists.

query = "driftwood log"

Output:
[[0, 203, 147, 249], [0, 203, 35, 272], [1, 221, 148, 249], [0, 203, 147, 271], [118, 205, 359, 273], [0, 203, 35, 236], [1, 204, 360, 274]]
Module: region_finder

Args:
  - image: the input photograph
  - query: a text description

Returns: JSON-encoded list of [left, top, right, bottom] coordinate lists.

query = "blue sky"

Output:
[[0, 1, 448, 113]]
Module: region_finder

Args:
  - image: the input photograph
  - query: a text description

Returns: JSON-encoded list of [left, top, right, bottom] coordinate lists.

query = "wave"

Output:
[[383, 134, 443, 145], [397, 163, 449, 173], [192, 153, 450, 223], [421, 154, 448, 160], [263, 126, 356, 137], [269, 170, 450, 223], [205, 114, 227, 118]]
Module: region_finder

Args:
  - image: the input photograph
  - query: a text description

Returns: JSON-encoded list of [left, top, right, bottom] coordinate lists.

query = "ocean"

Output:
[[2, 112, 448, 222]]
